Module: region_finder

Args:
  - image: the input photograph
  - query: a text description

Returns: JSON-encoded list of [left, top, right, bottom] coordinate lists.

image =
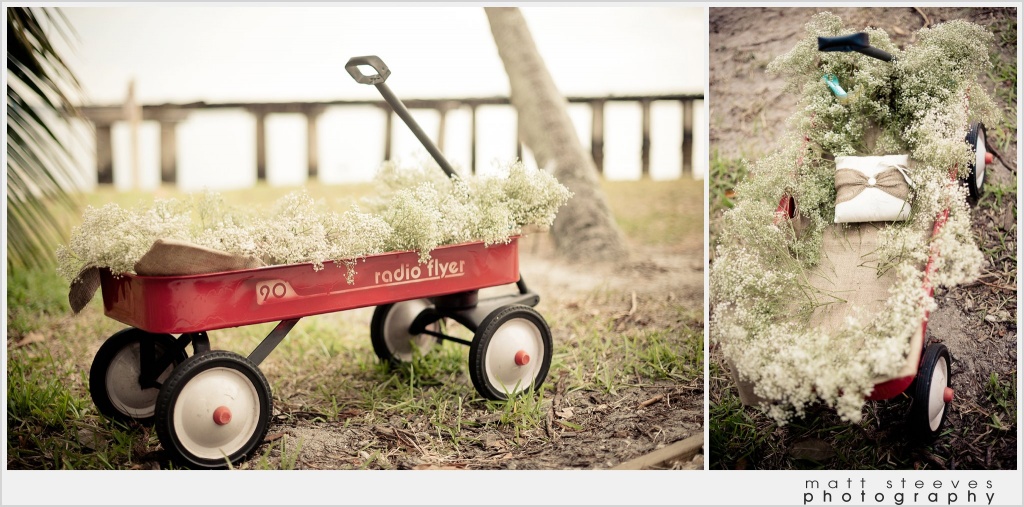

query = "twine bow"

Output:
[[835, 165, 911, 204]]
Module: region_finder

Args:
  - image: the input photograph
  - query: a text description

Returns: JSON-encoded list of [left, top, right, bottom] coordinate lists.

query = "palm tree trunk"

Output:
[[485, 7, 628, 262]]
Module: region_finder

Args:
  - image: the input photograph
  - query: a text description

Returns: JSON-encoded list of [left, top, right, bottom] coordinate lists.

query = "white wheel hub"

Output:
[[384, 300, 438, 362], [105, 342, 173, 418], [927, 356, 949, 432], [484, 318, 544, 396], [172, 367, 261, 460], [975, 127, 986, 189]]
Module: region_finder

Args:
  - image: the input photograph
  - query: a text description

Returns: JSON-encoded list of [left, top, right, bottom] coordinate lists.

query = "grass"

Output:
[[981, 182, 1015, 211], [985, 16, 1017, 153], [80, 181, 378, 212], [984, 373, 1017, 431], [254, 438, 305, 470], [5, 267, 70, 337], [602, 177, 703, 250], [708, 150, 748, 215], [977, 182, 1017, 282], [6, 176, 703, 470], [708, 151, 749, 251], [6, 347, 150, 469]]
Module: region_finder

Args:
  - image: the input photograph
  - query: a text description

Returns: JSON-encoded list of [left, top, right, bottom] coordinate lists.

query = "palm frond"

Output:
[[6, 6, 84, 269]]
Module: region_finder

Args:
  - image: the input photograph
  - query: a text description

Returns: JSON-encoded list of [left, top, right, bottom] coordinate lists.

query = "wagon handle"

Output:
[[345, 55, 459, 178], [818, 32, 893, 62], [345, 55, 391, 85]]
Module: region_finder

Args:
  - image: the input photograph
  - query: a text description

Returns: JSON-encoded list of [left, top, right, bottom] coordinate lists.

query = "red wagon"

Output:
[[732, 34, 991, 439], [87, 56, 554, 468]]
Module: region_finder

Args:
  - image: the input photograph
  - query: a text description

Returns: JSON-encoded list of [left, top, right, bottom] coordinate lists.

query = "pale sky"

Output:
[[61, 6, 704, 104], [51, 5, 705, 187]]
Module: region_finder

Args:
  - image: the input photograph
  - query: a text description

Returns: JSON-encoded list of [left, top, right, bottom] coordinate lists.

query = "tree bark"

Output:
[[485, 7, 628, 262]]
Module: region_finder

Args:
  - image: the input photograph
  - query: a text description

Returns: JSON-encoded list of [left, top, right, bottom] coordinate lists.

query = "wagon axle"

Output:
[[212, 406, 232, 426], [515, 350, 531, 366]]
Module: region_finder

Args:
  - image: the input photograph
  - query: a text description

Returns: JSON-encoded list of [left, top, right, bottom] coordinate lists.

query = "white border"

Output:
[[2, 470, 1023, 505], [703, 3, 712, 474], [2, 2, 1021, 506]]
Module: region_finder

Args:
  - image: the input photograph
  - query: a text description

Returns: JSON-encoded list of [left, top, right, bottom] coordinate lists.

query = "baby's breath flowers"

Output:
[[711, 13, 995, 424], [57, 161, 571, 283]]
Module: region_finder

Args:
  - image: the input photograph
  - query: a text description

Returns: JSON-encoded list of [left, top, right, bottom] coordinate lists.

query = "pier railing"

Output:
[[79, 93, 702, 185]]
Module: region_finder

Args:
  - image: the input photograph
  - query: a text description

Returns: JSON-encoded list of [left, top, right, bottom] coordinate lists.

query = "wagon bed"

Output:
[[803, 220, 931, 396]]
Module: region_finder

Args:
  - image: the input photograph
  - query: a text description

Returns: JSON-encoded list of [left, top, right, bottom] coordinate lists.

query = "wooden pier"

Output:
[[79, 93, 702, 185]]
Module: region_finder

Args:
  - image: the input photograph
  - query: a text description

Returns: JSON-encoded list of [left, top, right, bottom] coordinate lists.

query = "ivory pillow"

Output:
[[833, 155, 914, 223]]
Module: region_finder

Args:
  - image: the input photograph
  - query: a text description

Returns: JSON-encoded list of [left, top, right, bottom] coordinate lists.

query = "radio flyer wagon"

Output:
[[718, 27, 993, 439], [87, 56, 553, 468]]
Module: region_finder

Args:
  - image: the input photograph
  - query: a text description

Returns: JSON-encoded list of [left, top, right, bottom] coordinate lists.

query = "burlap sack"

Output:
[[69, 265, 102, 314], [133, 238, 263, 276], [727, 359, 767, 407], [68, 239, 264, 314]]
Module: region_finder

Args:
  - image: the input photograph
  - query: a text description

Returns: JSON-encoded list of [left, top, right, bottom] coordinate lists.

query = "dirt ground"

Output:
[[709, 7, 1018, 469]]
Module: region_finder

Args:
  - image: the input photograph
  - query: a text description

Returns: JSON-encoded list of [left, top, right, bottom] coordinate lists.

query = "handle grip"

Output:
[[818, 32, 893, 62], [346, 55, 391, 85], [345, 54, 459, 178], [818, 33, 870, 52]]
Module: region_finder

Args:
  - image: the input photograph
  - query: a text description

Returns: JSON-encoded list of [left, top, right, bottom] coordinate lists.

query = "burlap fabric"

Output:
[[68, 239, 263, 313], [728, 359, 767, 407], [807, 223, 897, 332], [834, 166, 912, 203], [732, 221, 930, 406]]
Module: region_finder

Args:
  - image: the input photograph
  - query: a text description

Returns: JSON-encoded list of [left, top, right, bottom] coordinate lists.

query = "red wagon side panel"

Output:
[[101, 240, 520, 334], [867, 374, 915, 400]]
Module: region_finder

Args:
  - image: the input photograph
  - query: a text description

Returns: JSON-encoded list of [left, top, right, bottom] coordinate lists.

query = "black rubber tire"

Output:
[[468, 305, 553, 400], [910, 343, 953, 441], [963, 122, 986, 207], [89, 328, 186, 424], [155, 350, 272, 469], [370, 300, 441, 366]]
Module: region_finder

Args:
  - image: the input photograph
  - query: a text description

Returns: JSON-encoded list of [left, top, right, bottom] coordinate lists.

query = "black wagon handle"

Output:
[[345, 55, 458, 178], [818, 32, 894, 62], [345, 55, 391, 85]]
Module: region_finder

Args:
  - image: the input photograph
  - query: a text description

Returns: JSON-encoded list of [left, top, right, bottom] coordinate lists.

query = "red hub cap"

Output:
[[943, 387, 954, 403], [984, 152, 993, 164], [213, 405, 232, 425], [514, 350, 530, 366]]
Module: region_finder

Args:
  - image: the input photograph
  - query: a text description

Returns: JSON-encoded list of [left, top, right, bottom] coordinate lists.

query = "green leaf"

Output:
[[6, 6, 84, 268]]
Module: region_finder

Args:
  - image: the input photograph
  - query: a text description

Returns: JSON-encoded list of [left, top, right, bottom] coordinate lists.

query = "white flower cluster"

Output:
[[57, 161, 571, 283], [712, 13, 994, 424], [56, 199, 194, 280], [372, 160, 574, 262]]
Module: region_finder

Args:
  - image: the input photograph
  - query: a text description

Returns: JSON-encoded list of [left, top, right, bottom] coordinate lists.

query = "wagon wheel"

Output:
[[963, 122, 988, 206], [89, 328, 187, 424], [370, 300, 442, 365], [910, 343, 953, 440], [155, 351, 272, 468], [468, 305, 553, 400]]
